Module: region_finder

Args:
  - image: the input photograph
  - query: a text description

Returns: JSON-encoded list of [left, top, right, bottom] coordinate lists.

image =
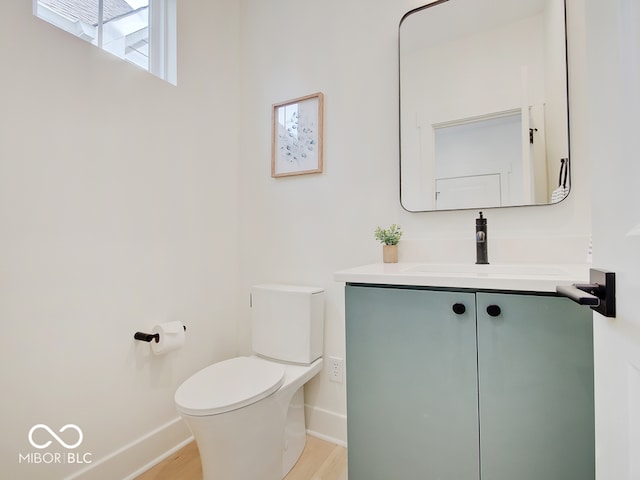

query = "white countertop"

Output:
[[334, 262, 591, 293]]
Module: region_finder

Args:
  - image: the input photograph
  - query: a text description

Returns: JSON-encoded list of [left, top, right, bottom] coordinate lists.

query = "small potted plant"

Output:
[[374, 224, 403, 263]]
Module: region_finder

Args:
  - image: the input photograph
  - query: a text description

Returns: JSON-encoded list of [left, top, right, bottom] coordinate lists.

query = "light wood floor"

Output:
[[135, 436, 347, 480]]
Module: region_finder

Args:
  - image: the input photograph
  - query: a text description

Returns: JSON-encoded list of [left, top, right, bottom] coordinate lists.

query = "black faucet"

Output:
[[476, 211, 489, 264]]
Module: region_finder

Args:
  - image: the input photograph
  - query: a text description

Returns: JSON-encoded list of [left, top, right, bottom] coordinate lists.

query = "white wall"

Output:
[[238, 0, 591, 446], [0, 0, 592, 478], [0, 2, 241, 479]]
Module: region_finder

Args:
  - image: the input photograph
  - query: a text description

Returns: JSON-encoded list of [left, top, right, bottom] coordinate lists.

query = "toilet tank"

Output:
[[251, 284, 324, 364]]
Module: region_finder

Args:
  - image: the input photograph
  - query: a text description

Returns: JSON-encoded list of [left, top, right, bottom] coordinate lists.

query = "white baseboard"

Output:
[[64, 417, 193, 480], [305, 404, 347, 448]]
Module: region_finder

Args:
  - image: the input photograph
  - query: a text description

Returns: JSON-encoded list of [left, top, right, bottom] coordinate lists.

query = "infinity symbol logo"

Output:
[[28, 424, 83, 450]]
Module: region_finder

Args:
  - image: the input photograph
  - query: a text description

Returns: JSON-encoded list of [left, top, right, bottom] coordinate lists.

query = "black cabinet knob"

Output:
[[486, 305, 502, 317], [452, 303, 466, 315]]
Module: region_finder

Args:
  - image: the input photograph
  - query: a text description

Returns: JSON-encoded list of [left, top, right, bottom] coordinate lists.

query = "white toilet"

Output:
[[174, 284, 324, 480]]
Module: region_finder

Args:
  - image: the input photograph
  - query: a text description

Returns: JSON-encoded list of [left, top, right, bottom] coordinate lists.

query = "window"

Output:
[[34, 0, 177, 85]]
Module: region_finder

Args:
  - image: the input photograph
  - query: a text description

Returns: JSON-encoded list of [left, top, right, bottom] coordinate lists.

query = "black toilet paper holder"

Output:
[[134, 325, 187, 343]]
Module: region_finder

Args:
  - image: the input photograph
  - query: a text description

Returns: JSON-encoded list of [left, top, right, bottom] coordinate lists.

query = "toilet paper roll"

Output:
[[151, 321, 186, 355]]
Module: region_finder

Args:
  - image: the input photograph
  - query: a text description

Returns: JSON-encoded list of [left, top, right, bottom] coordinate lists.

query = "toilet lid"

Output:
[[175, 356, 285, 416]]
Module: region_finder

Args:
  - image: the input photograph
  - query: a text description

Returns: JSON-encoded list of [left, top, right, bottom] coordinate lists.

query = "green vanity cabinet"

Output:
[[345, 285, 480, 480], [345, 284, 594, 480], [476, 292, 595, 480]]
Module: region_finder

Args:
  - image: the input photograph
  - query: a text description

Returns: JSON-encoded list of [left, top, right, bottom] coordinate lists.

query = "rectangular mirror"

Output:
[[400, 0, 570, 212]]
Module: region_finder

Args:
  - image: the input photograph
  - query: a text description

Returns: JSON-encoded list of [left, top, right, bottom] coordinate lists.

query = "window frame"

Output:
[[33, 0, 177, 85]]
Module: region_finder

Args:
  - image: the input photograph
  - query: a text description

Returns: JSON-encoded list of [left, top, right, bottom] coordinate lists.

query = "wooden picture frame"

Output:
[[272, 92, 324, 178]]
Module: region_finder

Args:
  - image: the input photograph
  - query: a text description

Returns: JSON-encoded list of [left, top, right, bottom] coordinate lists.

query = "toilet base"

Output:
[[283, 387, 306, 475], [182, 395, 284, 480]]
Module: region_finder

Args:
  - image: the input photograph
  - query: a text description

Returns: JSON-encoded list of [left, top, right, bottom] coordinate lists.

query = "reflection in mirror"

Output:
[[400, 0, 570, 212]]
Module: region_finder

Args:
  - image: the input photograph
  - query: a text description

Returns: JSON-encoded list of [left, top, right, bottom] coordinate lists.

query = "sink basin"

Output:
[[403, 263, 570, 277]]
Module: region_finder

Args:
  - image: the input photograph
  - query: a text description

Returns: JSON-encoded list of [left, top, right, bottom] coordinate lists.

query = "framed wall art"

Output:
[[272, 92, 324, 178]]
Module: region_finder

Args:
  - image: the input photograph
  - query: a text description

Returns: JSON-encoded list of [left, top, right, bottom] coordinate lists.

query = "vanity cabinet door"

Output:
[[476, 293, 595, 480], [345, 285, 479, 480]]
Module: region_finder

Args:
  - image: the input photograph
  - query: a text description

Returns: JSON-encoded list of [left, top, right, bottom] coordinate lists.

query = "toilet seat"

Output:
[[175, 356, 285, 416]]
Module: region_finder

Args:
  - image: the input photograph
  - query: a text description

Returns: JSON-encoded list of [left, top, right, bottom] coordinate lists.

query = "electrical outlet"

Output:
[[328, 357, 344, 383]]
